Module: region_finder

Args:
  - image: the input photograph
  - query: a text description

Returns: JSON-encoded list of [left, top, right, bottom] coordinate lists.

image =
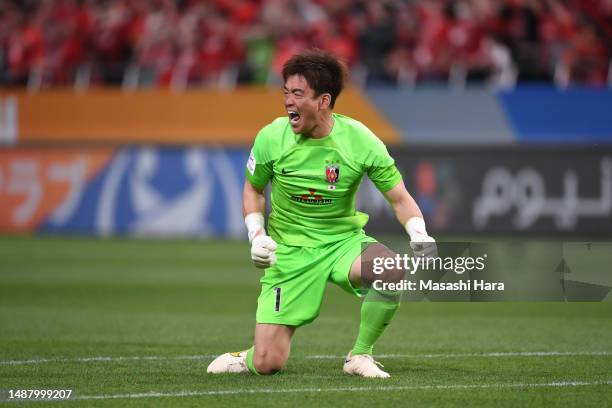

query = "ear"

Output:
[[319, 93, 332, 110]]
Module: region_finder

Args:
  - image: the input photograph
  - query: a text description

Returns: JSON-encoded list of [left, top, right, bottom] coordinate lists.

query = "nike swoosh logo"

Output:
[[281, 169, 299, 175]]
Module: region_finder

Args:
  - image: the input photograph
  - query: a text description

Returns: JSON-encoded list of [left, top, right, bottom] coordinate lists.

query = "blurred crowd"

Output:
[[0, 0, 610, 89]]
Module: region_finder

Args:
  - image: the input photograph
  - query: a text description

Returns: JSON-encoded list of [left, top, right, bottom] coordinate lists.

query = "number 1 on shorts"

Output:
[[274, 287, 281, 312]]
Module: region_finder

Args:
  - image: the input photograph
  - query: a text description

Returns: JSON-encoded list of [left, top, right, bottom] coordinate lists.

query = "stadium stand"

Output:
[[0, 0, 610, 90], [1, 0, 611, 237]]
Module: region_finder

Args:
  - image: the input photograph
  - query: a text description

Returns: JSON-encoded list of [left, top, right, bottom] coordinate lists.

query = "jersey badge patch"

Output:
[[325, 164, 340, 183], [247, 149, 256, 175]]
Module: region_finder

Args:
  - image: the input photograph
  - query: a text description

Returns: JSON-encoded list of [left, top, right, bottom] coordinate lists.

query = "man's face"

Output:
[[283, 74, 324, 135]]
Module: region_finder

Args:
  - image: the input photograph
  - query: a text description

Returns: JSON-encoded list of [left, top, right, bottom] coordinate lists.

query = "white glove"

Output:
[[405, 217, 438, 259], [251, 235, 278, 268], [245, 212, 277, 269], [409, 234, 437, 258]]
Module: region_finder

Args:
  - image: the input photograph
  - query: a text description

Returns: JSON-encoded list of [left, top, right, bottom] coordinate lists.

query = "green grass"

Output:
[[0, 236, 611, 407]]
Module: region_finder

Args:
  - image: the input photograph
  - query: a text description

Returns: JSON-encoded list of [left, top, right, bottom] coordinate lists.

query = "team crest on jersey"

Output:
[[325, 164, 340, 183]]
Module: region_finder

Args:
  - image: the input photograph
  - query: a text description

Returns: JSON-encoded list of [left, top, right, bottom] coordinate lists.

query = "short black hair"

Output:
[[282, 49, 348, 109]]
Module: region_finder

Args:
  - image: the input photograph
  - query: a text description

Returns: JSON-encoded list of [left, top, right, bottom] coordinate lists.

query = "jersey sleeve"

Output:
[[245, 126, 275, 190], [363, 131, 402, 193]]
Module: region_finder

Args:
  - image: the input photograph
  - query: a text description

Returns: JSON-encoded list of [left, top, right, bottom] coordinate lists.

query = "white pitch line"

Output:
[[307, 351, 612, 359], [1, 351, 610, 366], [63, 380, 612, 401], [0, 355, 218, 366]]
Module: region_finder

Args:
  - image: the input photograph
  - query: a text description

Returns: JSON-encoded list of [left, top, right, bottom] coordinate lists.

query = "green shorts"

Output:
[[256, 232, 377, 327]]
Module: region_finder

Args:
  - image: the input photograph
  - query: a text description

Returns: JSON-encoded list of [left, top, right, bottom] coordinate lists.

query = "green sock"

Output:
[[245, 346, 260, 375], [351, 291, 400, 355]]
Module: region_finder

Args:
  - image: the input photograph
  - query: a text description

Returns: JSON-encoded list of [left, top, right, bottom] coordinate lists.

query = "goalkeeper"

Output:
[[207, 49, 436, 378]]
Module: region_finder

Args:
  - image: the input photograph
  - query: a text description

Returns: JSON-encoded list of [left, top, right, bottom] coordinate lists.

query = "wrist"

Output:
[[245, 212, 265, 243], [405, 217, 428, 241]]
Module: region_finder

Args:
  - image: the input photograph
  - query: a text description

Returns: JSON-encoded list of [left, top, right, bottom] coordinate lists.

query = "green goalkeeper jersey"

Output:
[[246, 113, 402, 247]]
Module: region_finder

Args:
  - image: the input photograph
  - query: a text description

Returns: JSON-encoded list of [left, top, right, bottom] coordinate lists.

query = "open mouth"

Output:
[[288, 110, 301, 126]]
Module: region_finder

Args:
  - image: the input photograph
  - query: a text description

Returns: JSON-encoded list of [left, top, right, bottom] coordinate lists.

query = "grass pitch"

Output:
[[0, 236, 610, 407]]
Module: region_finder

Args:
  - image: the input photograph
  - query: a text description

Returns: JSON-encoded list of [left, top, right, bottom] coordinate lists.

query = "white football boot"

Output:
[[343, 351, 390, 378], [207, 351, 249, 374]]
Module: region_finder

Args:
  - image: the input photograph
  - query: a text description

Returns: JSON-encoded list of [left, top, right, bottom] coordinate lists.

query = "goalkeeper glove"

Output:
[[405, 217, 437, 259], [245, 212, 277, 268]]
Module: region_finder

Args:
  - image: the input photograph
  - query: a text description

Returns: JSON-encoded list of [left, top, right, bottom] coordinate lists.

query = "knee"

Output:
[[383, 266, 405, 284], [253, 348, 288, 375], [369, 266, 404, 301]]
